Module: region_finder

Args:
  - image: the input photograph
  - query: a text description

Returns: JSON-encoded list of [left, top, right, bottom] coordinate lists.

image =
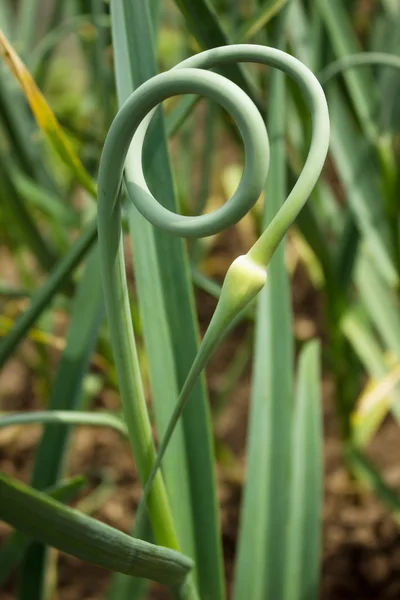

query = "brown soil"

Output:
[[1, 238, 400, 600]]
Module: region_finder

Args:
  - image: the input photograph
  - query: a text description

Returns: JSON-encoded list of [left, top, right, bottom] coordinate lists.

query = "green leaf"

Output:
[[107, 514, 153, 600], [0, 219, 97, 367], [327, 82, 397, 287], [0, 473, 193, 587], [0, 72, 57, 192], [234, 12, 293, 599], [356, 253, 400, 359], [110, 0, 196, 564], [0, 476, 86, 586], [172, 0, 261, 110], [30, 247, 103, 487], [109, 2, 224, 598], [18, 246, 104, 600], [342, 306, 400, 446], [315, 0, 378, 142], [0, 29, 96, 197], [347, 446, 400, 525], [0, 161, 59, 272], [235, 0, 289, 43], [283, 341, 322, 600], [9, 167, 79, 228]]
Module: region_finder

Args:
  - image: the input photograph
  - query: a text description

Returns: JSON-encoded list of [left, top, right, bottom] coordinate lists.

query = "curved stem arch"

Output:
[[318, 52, 400, 85], [97, 44, 330, 588]]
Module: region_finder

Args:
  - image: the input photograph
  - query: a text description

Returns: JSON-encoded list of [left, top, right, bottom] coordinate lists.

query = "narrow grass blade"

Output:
[[0, 410, 127, 436], [342, 307, 390, 378], [0, 0, 14, 38], [17, 248, 104, 600], [356, 254, 400, 358], [382, 0, 400, 15], [16, 0, 40, 54], [0, 161, 59, 272], [0, 473, 193, 587], [288, 2, 397, 290], [0, 73, 57, 192], [315, 0, 378, 142], [327, 82, 397, 287], [319, 52, 400, 86], [213, 332, 252, 416], [149, 0, 161, 28], [353, 365, 400, 447], [0, 219, 97, 366], [234, 12, 293, 599], [9, 167, 79, 227], [346, 446, 400, 525], [335, 214, 359, 292], [90, 0, 113, 126], [342, 307, 400, 445], [0, 29, 96, 197], [316, 2, 399, 263], [287, 0, 395, 439], [29, 247, 103, 489], [283, 340, 322, 600], [17, 544, 47, 600], [108, 574, 149, 600], [29, 14, 108, 77], [0, 476, 86, 586], [0, 316, 111, 378], [32, 0, 66, 87], [0, 283, 31, 298], [235, 0, 289, 43], [172, 0, 261, 110]]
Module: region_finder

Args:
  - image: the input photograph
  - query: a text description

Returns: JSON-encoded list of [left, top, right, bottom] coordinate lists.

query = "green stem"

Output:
[[98, 45, 330, 567]]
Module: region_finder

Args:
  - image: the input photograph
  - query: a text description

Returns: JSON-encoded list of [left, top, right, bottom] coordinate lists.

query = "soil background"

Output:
[[1, 232, 400, 600]]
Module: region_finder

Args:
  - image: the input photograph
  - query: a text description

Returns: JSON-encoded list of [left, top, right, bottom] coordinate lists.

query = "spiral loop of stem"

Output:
[[97, 44, 330, 599]]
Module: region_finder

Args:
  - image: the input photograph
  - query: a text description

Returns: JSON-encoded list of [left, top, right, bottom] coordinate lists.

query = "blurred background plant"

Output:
[[0, 0, 400, 599]]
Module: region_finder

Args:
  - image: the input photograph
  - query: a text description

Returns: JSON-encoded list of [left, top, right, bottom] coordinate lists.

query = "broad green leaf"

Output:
[[29, 247, 103, 488], [110, 2, 224, 599], [110, 0, 196, 570], [0, 473, 193, 588], [284, 341, 322, 600], [0, 476, 86, 586], [234, 11, 293, 599], [18, 247, 104, 600]]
